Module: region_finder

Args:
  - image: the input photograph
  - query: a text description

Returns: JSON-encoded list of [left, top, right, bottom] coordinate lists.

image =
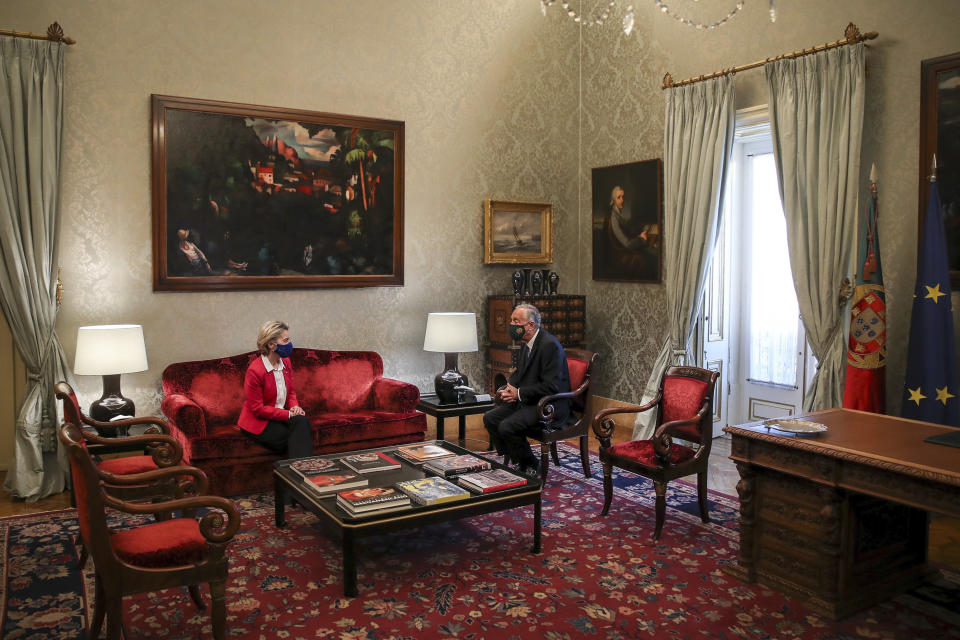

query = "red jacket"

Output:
[[238, 356, 300, 435]]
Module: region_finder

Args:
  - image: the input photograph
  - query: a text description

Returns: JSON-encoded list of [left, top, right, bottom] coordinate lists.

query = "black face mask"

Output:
[[509, 324, 526, 341]]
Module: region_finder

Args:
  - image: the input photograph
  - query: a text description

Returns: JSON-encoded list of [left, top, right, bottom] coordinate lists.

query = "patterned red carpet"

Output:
[[2, 443, 959, 639]]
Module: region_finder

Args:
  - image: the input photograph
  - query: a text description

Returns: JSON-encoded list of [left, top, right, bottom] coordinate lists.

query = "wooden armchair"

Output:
[[56, 381, 191, 567], [592, 365, 718, 539], [60, 422, 241, 640], [531, 348, 599, 481]]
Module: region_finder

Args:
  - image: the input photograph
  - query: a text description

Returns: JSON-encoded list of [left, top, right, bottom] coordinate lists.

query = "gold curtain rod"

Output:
[[0, 22, 76, 45], [663, 23, 876, 90]]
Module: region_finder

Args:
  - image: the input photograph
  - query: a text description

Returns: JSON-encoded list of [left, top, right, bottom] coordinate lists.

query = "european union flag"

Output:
[[901, 179, 959, 426]]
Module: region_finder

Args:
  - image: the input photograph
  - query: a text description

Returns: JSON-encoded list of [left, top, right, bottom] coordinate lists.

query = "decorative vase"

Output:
[[521, 268, 532, 296], [548, 271, 560, 295], [511, 270, 524, 296], [531, 270, 544, 295]]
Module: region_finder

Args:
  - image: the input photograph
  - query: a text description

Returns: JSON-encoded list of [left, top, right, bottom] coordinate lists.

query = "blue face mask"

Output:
[[274, 341, 294, 358]]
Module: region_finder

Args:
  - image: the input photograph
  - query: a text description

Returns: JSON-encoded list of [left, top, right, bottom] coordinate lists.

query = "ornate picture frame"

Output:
[[483, 200, 553, 264], [591, 158, 663, 283], [919, 51, 960, 288], [151, 95, 404, 291]]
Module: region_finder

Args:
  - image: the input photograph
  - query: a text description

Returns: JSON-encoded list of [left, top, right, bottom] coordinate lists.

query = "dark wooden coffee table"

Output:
[[273, 441, 542, 596]]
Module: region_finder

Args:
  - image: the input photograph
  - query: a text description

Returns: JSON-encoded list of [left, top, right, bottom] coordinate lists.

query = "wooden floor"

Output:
[[1, 413, 955, 570]]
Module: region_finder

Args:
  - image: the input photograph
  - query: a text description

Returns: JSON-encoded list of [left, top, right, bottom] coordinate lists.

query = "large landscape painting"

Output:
[[152, 95, 404, 290]]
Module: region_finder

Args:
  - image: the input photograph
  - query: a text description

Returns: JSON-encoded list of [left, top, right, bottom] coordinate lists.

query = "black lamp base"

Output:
[[435, 352, 468, 405], [88, 374, 135, 436]]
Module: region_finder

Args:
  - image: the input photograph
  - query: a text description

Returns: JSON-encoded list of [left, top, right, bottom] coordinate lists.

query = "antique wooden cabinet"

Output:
[[485, 294, 586, 393]]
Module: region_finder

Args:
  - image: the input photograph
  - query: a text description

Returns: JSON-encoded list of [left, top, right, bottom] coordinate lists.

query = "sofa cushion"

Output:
[[291, 349, 383, 413]]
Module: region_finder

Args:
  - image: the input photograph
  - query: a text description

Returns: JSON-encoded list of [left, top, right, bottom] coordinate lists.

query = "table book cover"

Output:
[[396, 444, 456, 462], [289, 457, 341, 479], [395, 477, 471, 505], [458, 469, 528, 493], [336, 486, 410, 513], [302, 471, 368, 495], [422, 454, 492, 477], [341, 451, 402, 473]]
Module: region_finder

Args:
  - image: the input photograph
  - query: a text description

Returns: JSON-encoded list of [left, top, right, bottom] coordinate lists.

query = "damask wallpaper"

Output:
[[578, 0, 960, 415], [0, 0, 581, 423], [0, 0, 958, 455]]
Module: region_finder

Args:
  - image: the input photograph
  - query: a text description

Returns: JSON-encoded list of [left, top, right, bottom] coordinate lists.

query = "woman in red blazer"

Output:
[[238, 320, 312, 459]]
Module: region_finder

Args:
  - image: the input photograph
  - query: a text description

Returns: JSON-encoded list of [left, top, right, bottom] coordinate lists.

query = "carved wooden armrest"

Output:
[[81, 413, 169, 435], [589, 392, 662, 443], [83, 431, 183, 467], [102, 493, 241, 544], [98, 464, 210, 496], [537, 380, 590, 423], [651, 403, 709, 461]]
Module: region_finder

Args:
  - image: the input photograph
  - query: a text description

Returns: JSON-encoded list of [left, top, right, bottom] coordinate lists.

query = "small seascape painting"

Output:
[[483, 200, 553, 264], [151, 95, 404, 291]]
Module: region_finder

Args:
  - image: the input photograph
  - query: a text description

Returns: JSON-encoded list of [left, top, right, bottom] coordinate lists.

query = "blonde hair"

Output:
[[256, 320, 289, 355]]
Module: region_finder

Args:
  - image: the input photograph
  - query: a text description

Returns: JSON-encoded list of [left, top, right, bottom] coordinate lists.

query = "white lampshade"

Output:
[[423, 313, 478, 353], [74, 324, 148, 375]]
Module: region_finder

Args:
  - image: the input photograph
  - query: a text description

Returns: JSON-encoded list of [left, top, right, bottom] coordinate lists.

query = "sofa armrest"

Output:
[[161, 394, 207, 439], [370, 377, 420, 413]]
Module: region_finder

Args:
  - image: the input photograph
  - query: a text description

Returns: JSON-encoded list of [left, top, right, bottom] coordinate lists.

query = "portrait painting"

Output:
[[591, 158, 662, 282], [152, 95, 404, 291], [920, 52, 960, 288], [483, 200, 553, 264]]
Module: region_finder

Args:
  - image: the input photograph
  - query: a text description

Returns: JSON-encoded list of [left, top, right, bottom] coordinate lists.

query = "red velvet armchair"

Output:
[[592, 365, 719, 539], [530, 348, 599, 481], [161, 348, 427, 495], [60, 422, 241, 640]]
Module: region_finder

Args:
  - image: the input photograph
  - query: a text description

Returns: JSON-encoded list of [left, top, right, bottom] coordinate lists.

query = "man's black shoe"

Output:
[[519, 462, 541, 479]]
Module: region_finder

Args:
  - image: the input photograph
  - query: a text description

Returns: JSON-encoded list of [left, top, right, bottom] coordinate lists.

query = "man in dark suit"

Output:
[[483, 303, 570, 475]]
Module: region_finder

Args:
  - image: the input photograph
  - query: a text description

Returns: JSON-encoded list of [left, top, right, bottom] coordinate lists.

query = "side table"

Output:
[[416, 394, 495, 446]]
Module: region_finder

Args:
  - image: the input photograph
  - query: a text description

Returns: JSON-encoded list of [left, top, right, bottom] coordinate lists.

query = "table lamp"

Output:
[[423, 312, 478, 404], [73, 324, 148, 423]]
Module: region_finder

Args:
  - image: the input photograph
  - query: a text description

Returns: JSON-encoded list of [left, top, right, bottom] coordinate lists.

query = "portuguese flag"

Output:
[[842, 172, 886, 413]]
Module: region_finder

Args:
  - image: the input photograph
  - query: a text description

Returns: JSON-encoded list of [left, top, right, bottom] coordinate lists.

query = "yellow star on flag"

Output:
[[925, 283, 946, 303], [907, 387, 926, 406], [935, 386, 955, 406]]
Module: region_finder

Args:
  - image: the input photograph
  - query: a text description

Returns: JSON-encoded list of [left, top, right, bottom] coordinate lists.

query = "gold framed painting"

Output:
[[483, 200, 553, 264]]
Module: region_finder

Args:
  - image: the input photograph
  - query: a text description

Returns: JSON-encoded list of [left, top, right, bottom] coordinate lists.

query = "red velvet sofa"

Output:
[[161, 348, 427, 496]]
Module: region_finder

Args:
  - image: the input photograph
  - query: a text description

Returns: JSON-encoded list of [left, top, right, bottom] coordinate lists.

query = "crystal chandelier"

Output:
[[541, 0, 777, 35], [540, 1, 637, 36]]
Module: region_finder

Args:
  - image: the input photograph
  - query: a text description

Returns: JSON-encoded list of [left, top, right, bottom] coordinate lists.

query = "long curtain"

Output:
[[633, 76, 735, 439], [0, 36, 74, 500], [765, 44, 865, 411]]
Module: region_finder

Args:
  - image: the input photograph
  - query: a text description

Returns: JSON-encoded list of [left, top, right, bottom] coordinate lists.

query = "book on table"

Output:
[[457, 468, 528, 493], [395, 443, 455, 463], [394, 476, 471, 505], [301, 470, 369, 495], [341, 451, 402, 474], [288, 456, 343, 480], [422, 454, 492, 477], [336, 486, 411, 514]]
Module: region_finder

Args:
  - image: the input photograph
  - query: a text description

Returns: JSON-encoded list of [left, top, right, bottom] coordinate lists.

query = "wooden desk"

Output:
[[724, 408, 960, 619]]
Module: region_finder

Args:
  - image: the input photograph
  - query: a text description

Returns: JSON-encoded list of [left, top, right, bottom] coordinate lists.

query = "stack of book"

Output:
[[289, 458, 369, 496], [423, 454, 492, 478], [336, 486, 411, 515], [341, 451, 402, 474], [457, 468, 528, 494], [395, 476, 471, 505], [395, 444, 455, 464]]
